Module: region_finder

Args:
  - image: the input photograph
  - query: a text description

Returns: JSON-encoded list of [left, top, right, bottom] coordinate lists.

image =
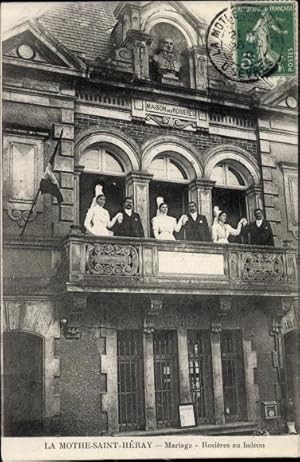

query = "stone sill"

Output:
[[115, 421, 258, 436]]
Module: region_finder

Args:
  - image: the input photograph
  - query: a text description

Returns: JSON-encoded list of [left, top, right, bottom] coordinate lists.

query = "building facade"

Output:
[[2, 1, 298, 437]]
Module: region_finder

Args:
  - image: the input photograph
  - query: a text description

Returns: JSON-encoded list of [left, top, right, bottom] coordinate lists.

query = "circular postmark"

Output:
[[207, 4, 285, 82]]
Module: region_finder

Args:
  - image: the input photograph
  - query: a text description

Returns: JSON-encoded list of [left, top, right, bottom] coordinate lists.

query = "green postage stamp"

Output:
[[207, 2, 296, 81]]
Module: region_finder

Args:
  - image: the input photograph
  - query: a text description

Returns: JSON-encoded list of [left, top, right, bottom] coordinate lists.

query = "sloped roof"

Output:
[[37, 1, 117, 61]]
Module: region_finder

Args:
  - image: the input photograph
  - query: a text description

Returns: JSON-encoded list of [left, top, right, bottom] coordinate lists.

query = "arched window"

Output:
[[212, 162, 247, 243], [149, 155, 189, 238], [211, 164, 246, 188], [79, 146, 126, 228], [80, 147, 125, 175], [149, 156, 188, 181]]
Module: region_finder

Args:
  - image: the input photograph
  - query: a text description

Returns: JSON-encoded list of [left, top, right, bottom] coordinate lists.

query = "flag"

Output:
[[40, 162, 63, 203], [39, 130, 64, 203]]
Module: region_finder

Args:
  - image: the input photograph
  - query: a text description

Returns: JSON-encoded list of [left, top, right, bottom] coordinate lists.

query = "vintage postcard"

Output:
[[1, 0, 298, 460]]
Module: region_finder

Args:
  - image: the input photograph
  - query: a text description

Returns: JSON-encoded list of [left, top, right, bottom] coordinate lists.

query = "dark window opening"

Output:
[[212, 188, 247, 243], [80, 173, 125, 231], [117, 331, 145, 431], [221, 331, 247, 422], [149, 181, 188, 239]]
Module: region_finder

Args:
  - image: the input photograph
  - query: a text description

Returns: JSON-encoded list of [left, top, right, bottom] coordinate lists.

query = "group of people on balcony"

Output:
[[84, 185, 274, 246]]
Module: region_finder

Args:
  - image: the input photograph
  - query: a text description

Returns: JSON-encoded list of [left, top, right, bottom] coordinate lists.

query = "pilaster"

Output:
[[209, 296, 232, 424], [126, 172, 153, 237], [188, 179, 215, 226]]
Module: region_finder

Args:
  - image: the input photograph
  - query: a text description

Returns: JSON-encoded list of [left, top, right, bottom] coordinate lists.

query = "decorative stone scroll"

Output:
[[86, 243, 139, 276], [241, 252, 285, 281], [145, 114, 196, 130]]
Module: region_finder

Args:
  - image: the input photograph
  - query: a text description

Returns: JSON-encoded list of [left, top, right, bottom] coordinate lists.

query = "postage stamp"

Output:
[[207, 2, 296, 82]]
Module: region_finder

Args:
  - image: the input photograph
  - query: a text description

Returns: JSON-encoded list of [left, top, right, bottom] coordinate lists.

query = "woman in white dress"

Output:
[[152, 200, 188, 241], [84, 185, 121, 236], [211, 209, 247, 243]]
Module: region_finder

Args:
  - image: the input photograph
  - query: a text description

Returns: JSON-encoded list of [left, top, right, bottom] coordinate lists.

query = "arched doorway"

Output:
[[3, 331, 43, 436], [148, 154, 189, 239], [79, 145, 126, 229], [211, 162, 248, 243]]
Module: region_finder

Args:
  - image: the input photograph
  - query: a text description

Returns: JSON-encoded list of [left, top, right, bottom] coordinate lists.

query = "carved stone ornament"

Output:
[[144, 297, 163, 334], [145, 114, 196, 131], [86, 243, 139, 276], [210, 296, 232, 333], [241, 252, 285, 281], [7, 206, 38, 227], [63, 311, 83, 339]]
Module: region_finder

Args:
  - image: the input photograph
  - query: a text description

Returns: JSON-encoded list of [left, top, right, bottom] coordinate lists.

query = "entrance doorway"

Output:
[[3, 332, 43, 436]]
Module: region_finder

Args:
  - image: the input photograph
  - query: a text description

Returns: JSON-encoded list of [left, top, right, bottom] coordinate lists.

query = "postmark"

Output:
[[207, 2, 296, 82]]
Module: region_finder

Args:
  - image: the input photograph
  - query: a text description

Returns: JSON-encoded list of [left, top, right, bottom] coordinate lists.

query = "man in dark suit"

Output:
[[182, 201, 211, 242], [112, 197, 144, 238], [242, 208, 274, 246]]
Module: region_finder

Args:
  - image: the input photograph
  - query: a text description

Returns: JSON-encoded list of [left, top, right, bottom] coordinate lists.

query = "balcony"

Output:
[[64, 234, 297, 297]]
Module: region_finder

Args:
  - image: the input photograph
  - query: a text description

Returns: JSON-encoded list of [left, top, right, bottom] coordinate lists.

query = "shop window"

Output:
[[221, 331, 246, 422], [79, 146, 126, 229], [153, 331, 179, 427], [117, 331, 145, 431], [212, 163, 247, 243], [187, 330, 214, 423]]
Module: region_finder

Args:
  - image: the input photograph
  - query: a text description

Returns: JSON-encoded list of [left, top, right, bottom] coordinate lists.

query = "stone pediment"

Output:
[[2, 20, 85, 74], [259, 77, 298, 111]]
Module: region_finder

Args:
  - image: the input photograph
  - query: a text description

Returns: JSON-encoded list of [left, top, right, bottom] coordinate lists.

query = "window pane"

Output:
[[104, 152, 124, 173], [169, 160, 186, 180], [227, 167, 245, 186], [211, 165, 225, 184], [149, 158, 166, 178], [11, 143, 35, 200], [81, 149, 100, 170]]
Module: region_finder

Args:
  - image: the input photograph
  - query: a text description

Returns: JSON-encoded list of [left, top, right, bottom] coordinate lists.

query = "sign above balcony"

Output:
[[132, 98, 209, 131]]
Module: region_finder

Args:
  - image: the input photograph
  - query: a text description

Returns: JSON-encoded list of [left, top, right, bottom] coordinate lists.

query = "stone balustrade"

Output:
[[64, 235, 297, 296]]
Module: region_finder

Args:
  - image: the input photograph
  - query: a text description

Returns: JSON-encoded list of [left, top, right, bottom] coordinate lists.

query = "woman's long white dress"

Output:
[[211, 222, 240, 243], [84, 205, 113, 236], [152, 215, 178, 240]]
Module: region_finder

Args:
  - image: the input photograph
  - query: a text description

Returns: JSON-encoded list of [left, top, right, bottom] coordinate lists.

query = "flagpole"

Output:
[[20, 188, 41, 236], [20, 129, 64, 236]]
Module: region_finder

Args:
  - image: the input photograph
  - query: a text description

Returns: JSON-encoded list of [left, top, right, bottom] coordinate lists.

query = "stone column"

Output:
[[210, 324, 225, 424], [142, 296, 163, 431], [126, 172, 153, 237], [143, 331, 157, 430], [182, 46, 208, 91], [188, 179, 215, 226], [177, 327, 192, 403]]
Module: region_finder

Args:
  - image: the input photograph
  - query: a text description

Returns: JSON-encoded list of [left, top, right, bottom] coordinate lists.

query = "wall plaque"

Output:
[[158, 251, 224, 275], [145, 101, 196, 120]]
